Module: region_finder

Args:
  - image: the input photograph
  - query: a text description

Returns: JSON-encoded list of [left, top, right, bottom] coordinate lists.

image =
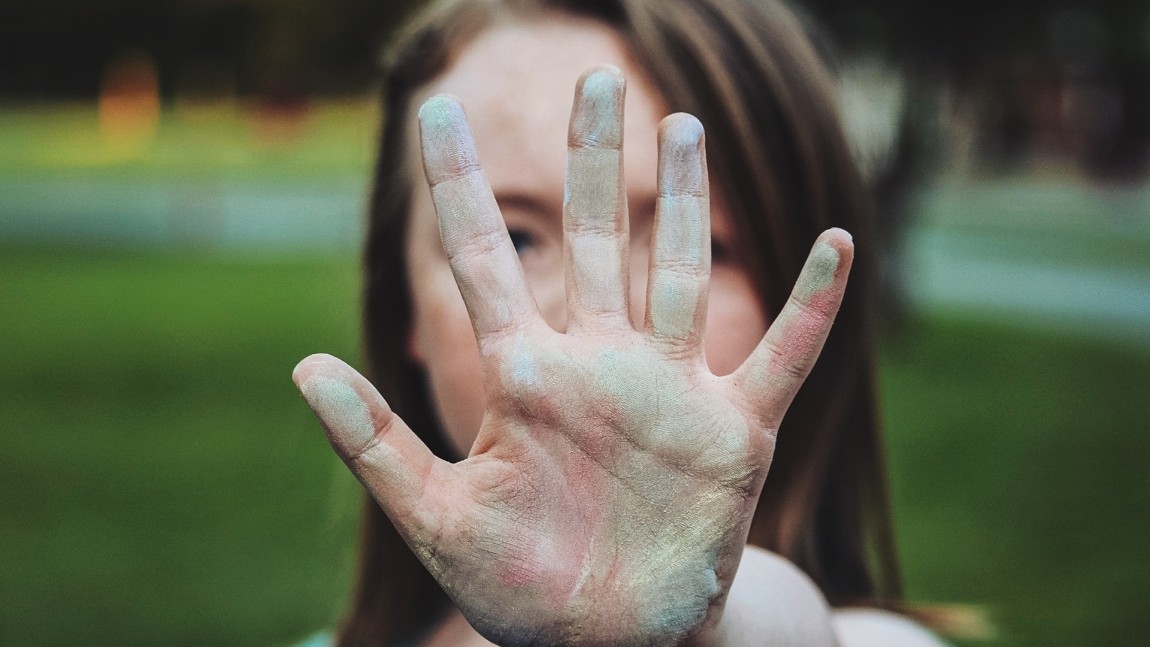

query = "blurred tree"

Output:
[[0, 0, 424, 98], [1, 0, 1144, 174], [802, 0, 1149, 177]]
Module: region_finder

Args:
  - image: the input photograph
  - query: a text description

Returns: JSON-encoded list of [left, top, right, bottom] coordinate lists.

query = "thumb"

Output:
[[292, 353, 446, 530]]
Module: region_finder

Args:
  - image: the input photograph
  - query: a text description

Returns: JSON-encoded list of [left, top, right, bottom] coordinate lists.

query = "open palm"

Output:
[[294, 67, 853, 647]]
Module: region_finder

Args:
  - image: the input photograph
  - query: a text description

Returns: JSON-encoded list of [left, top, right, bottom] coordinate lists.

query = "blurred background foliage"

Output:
[[1, 0, 1147, 646]]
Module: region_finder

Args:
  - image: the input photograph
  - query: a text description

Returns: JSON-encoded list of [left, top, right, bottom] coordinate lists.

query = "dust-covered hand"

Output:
[[293, 66, 853, 647]]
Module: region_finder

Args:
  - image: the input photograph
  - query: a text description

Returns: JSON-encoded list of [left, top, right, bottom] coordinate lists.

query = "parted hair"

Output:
[[351, 0, 901, 644]]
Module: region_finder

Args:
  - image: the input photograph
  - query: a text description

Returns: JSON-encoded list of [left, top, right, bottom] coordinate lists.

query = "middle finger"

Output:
[[563, 66, 631, 333]]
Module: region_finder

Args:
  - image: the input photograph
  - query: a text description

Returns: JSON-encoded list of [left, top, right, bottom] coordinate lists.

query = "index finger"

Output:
[[419, 95, 540, 351]]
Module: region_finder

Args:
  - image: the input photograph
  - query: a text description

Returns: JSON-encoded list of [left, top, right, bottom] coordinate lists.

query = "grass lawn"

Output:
[[1, 247, 1147, 647], [0, 248, 364, 646], [881, 315, 1150, 646]]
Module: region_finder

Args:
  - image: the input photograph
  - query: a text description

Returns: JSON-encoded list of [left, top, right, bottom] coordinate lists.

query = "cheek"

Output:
[[412, 269, 488, 458], [702, 269, 768, 376], [523, 259, 568, 333]]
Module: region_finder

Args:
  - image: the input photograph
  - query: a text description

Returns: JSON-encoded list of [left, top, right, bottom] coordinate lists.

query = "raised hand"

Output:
[[293, 66, 853, 647]]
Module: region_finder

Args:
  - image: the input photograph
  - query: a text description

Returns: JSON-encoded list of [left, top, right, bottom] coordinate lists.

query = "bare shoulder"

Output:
[[832, 608, 948, 647]]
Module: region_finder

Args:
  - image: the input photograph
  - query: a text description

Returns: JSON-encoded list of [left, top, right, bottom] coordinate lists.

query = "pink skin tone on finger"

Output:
[[735, 230, 853, 418]]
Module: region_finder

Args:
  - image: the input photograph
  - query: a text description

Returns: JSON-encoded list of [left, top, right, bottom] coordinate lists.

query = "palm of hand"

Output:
[[442, 331, 759, 644], [294, 66, 852, 647]]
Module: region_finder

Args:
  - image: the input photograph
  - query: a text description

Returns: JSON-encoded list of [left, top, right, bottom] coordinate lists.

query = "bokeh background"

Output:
[[2, 0, 1148, 645]]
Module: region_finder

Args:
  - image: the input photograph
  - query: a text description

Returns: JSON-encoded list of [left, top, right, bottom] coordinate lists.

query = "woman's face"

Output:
[[405, 17, 768, 459]]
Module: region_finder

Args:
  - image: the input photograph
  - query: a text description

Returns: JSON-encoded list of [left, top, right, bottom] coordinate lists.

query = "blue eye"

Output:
[[508, 229, 536, 254]]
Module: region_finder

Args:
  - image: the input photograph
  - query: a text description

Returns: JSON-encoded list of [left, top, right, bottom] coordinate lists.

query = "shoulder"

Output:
[[832, 608, 948, 647]]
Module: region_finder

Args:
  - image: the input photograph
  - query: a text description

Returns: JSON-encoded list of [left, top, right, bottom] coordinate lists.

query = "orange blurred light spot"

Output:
[[98, 50, 160, 156]]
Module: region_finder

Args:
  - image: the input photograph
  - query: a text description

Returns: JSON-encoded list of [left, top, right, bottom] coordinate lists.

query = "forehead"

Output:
[[408, 16, 667, 201]]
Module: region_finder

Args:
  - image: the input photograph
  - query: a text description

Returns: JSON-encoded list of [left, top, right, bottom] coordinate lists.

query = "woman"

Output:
[[294, 0, 944, 644]]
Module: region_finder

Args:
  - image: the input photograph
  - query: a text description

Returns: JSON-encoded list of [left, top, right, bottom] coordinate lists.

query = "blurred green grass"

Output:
[[0, 248, 364, 646], [2, 102, 1147, 645], [2, 247, 1147, 646], [882, 316, 1150, 646]]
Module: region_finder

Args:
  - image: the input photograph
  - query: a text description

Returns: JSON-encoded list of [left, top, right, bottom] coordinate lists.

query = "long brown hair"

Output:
[[351, 0, 900, 644]]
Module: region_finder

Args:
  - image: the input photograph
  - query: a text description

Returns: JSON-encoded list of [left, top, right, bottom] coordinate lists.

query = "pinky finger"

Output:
[[730, 228, 853, 428], [292, 353, 448, 535]]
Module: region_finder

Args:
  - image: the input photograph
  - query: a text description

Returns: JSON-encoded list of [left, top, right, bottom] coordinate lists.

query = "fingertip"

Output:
[[417, 95, 481, 189], [818, 227, 854, 255], [812, 228, 855, 271], [823, 226, 853, 242], [292, 359, 438, 523], [577, 64, 625, 89], [292, 353, 342, 387], [418, 93, 464, 126], [291, 354, 321, 387], [570, 65, 625, 149], [657, 113, 707, 198], [293, 360, 379, 458], [793, 232, 853, 303], [659, 112, 704, 145]]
